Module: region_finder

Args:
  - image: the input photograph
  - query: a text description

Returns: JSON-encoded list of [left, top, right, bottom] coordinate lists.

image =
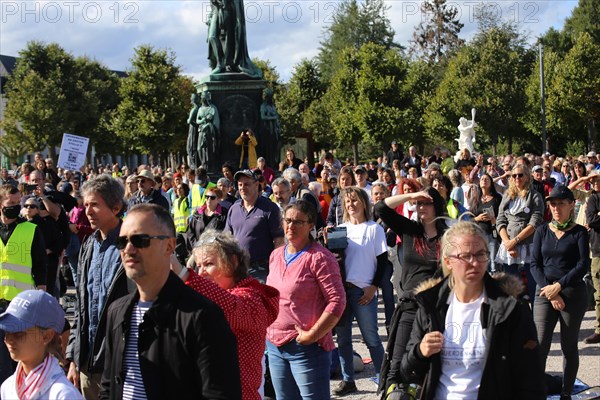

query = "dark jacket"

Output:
[[185, 205, 228, 252], [400, 273, 545, 400], [66, 229, 134, 373], [129, 189, 170, 211], [586, 192, 600, 257], [99, 272, 241, 400]]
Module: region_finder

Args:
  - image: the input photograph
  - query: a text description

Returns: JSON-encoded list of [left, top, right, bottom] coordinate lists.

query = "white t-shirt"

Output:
[[436, 291, 488, 400], [339, 220, 387, 288]]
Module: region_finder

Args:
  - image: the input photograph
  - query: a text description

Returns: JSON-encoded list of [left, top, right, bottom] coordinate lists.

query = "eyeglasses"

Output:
[[205, 195, 217, 200], [416, 201, 434, 207], [511, 173, 524, 178], [447, 251, 490, 264], [116, 234, 171, 250], [283, 218, 309, 226], [23, 204, 38, 209]]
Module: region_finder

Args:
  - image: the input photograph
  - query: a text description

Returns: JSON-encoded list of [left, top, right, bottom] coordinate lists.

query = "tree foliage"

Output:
[[426, 25, 535, 154], [1, 41, 121, 159], [321, 43, 409, 162], [564, 0, 600, 45], [410, 0, 464, 63], [108, 45, 193, 155], [317, 0, 399, 83]]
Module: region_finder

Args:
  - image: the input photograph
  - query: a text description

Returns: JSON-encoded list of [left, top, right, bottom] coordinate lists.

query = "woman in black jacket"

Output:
[[399, 221, 544, 400], [375, 187, 447, 395], [185, 188, 228, 255]]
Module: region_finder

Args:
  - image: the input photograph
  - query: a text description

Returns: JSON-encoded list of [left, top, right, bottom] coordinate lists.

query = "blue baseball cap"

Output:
[[0, 290, 65, 333]]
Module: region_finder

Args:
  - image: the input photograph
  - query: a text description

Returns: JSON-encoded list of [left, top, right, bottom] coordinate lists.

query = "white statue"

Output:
[[457, 108, 477, 154]]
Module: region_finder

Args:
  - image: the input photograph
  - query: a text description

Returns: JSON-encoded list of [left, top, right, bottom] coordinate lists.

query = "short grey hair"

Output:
[[82, 174, 126, 212], [282, 168, 301, 183], [271, 177, 291, 191], [217, 177, 231, 187]]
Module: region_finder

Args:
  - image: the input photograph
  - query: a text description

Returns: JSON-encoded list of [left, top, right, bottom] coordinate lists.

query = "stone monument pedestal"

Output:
[[197, 77, 267, 174]]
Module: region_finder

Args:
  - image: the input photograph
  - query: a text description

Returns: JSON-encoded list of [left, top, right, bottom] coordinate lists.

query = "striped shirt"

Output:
[[122, 300, 153, 400]]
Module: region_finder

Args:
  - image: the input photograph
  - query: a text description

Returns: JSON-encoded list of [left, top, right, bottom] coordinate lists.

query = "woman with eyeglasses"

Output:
[[495, 165, 544, 306], [185, 188, 227, 258], [398, 222, 544, 400], [375, 187, 448, 397], [530, 186, 589, 399], [21, 197, 62, 296], [331, 187, 387, 396], [124, 175, 138, 201], [172, 229, 279, 400], [266, 200, 345, 399]]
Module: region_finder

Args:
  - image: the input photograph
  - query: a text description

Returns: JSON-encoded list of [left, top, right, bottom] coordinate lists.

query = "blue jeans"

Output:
[[266, 340, 331, 400], [335, 285, 384, 382]]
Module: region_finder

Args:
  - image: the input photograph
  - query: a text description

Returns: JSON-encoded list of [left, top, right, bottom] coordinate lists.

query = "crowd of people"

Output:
[[0, 145, 599, 400]]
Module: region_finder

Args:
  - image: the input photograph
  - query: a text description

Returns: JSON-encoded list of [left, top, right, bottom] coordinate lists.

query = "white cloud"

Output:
[[0, 0, 578, 81]]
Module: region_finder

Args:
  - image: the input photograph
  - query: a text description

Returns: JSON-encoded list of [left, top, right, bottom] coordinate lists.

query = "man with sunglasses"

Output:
[[0, 184, 47, 385], [128, 169, 169, 211], [67, 175, 134, 398], [100, 204, 240, 399]]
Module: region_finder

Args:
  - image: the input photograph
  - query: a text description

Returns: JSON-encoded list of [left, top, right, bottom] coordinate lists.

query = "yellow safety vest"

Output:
[[447, 198, 459, 219], [0, 222, 36, 300], [190, 182, 216, 209], [174, 198, 190, 233]]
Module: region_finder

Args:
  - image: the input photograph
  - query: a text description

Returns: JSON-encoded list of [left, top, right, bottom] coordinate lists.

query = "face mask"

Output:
[[1, 204, 21, 220]]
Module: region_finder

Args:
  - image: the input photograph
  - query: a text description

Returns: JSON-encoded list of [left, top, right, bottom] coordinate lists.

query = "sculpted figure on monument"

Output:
[[196, 90, 220, 169], [260, 88, 281, 167], [207, 0, 262, 78], [186, 93, 201, 169]]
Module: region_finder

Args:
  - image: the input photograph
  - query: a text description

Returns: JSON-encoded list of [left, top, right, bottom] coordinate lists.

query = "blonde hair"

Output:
[[341, 186, 372, 222], [505, 164, 531, 200], [440, 221, 489, 288]]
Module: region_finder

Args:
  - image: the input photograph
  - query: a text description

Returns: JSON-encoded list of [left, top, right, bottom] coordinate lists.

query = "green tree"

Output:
[[410, 0, 464, 63], [277, 59, 326, 145], [108, 45, 193, 156], [252, 58, 280, 89], [564, 0, 600, 44], [322, 43, 409, 163], [547, 32, 600, 151], [2, 41, 79, 158], [317, 0, 399, 83], [425, 25, 534, 154]]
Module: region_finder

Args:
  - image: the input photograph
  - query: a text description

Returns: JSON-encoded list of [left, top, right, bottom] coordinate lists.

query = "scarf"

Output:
[[15, 355, 60, 400], [552, 217, 573, 231]]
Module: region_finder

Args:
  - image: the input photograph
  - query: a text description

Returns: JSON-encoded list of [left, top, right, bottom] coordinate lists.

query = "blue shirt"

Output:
[[87, 224, 122, 350], [225, 196, 283, 263]]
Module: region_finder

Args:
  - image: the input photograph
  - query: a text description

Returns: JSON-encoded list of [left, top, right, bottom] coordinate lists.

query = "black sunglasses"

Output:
[[512, 173, 524, 178], [205, 195, 217, 200], [23, 204, 38, 209], [116, 234, 171, 250]]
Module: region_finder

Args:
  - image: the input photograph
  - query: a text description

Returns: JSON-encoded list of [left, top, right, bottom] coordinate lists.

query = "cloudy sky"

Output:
[[0, 1, 578, 81]]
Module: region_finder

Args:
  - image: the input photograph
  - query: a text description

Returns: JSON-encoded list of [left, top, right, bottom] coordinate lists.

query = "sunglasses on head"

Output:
[[116, 234, 171, 250]]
